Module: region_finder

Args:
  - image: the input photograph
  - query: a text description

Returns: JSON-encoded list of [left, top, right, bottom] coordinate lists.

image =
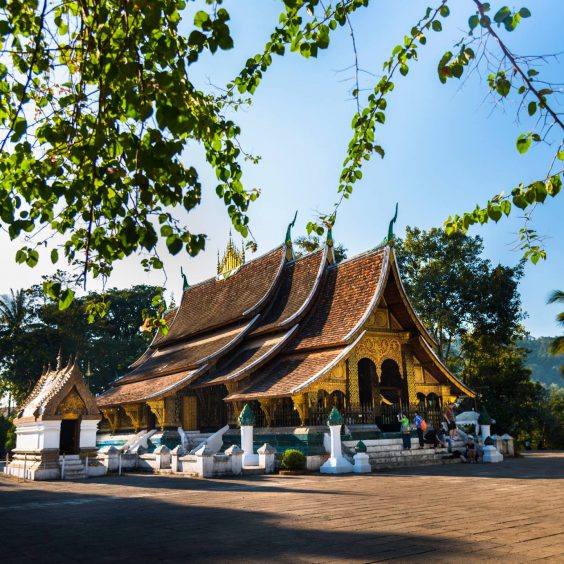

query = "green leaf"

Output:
[[432, 20, 442, 32], [58, 288, 75, 311], [516, 134, 532, 154], [439, 6, 450, 17], [468, 14, 479, 30], [50, 248, 59, 264], [556, 152, 564, 161], [519, 7, 531, 18], [527, 101, 537, 116], [194, 11, 210, 28], [494, 7, 511, 23]]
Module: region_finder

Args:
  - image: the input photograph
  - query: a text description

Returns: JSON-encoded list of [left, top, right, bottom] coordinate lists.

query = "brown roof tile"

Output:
[[194, 327, 298, 388], [225, 348, 346, 400], [252, 250, 325, 334], [157, 245, 285, 344], [97, 370, 196, 407], [290, 248, 387, 351], [116, 319, 256, 383]]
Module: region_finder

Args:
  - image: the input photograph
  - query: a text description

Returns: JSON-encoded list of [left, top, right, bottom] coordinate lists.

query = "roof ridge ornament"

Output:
[[387, 202, 399, 244], [285, 210, 298, 261], [373, 203, 399, 250], [326, 226, 335, 265], [56, 348, 63, 370], [181, 266, 189, 291], [217, 230, 245, 277]]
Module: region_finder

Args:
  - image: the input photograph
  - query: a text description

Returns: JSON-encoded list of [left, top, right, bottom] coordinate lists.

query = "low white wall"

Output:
[[15, 421, 61, 451], [80, 419, 101, 449]]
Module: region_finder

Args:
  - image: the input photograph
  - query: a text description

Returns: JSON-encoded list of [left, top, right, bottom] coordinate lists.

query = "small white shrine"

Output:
[[5, 355, 106, 480]]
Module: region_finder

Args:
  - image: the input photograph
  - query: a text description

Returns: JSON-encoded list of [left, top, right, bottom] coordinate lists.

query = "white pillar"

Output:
[[257, 443, 276, 473], [241, 425, 258, 466], [320, 421, 353, 474], [225, 445, 243, 475], [480, 424, 491, 441]]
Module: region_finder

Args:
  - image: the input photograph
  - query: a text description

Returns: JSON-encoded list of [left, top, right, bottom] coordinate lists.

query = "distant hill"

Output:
[[520, 337, 563, 388]]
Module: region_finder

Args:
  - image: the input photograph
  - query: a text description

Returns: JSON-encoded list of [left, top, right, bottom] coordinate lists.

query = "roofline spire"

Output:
[[326, 225, 335, 265], [387, 202, 399, 244], [285, 210, 298, 260], [181, 266, 189, 291]]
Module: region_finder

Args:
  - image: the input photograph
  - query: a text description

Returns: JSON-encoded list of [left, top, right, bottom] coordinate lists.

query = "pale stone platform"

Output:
[[1, 452, 563, 562]]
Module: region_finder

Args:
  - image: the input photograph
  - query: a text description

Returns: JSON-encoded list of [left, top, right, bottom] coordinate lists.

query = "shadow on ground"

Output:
[[0, 483, 473, 563], [375, 452, 564, 480]]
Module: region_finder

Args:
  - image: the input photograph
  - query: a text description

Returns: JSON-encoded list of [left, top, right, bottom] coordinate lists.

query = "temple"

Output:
[[96, 221, 474, 444]]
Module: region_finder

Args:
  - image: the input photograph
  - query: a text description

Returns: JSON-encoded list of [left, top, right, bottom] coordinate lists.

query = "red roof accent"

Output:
[[157, 245, 285, 345]]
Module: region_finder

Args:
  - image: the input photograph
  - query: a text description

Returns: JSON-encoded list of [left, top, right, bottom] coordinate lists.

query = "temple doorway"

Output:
[[380, 359, 404, 405], [59, 418, 80, 455], [358, 358, 378, 406]]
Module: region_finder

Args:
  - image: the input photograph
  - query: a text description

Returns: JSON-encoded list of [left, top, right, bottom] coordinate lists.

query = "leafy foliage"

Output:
[[520, 336, 564, 387], [0, 0, 561, 321], [280, 448, 306, 471], [0, 284, 159, 402], [294, 234, 347, 263], [395, 227, 524, 362]]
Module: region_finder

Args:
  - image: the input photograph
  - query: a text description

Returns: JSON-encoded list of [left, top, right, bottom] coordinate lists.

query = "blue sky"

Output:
[[0, 0, 562, 336]]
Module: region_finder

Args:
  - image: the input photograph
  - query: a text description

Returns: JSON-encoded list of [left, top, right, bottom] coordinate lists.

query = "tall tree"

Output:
[[547, 290, 564, 376], [395, 227, 524, 362], [0, 285, 159, 402]]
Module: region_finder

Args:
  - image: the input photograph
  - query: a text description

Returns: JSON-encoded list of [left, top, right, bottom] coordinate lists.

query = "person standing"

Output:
[[397, 412, 411, 450], [414, 411, 425, 448], [443, 403, 457, 440]]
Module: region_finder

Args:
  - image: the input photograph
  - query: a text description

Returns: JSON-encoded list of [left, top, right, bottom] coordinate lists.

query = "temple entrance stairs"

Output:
[[181, 431, 214, 452], [59, 455, 86, 479], [343, 437, 466, 471]]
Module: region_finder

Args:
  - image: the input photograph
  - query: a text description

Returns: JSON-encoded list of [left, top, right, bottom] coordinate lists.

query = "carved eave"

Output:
[[413, 335, 476, 398], [15, 359, 100, 424]]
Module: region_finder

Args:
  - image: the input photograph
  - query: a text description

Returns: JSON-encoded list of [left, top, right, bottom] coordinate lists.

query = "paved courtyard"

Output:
[[1, 452, 564, 563]]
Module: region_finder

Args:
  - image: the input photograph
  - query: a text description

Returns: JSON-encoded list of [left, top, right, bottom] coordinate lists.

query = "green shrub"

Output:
[[281, 449, 306, 471]]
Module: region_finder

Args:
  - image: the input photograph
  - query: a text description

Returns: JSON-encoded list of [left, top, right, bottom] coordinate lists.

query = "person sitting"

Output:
[[437, 428, 452, 452], [465, 436, 477, 463], [423, 429, 440, 448]]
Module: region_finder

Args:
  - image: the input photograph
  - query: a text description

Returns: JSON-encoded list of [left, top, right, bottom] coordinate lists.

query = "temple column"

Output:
[[402, 345, 418, 405], [347, 356, 360, 405]]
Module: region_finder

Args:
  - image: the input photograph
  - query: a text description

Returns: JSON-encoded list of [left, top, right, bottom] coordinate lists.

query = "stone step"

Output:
[[242, 465, 263, 476]]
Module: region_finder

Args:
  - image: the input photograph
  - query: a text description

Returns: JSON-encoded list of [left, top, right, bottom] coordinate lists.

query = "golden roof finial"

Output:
[[217, 230, 245, 276]]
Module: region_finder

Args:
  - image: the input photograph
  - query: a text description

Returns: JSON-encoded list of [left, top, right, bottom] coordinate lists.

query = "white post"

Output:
[[257, 443, 276, 473], [85, 455, 89, 475], [118, 453, 122, 476], [320, 408, 353, 474], [480, 424, 491, 441], [352, 441, 371, 473], [61, 454, 65, 480], [238, 404, 258, 466]]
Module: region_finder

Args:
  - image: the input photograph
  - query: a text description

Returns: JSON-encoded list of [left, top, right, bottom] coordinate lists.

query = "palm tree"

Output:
[[0, 289, 33, 337], [547, 290, 564, 376]]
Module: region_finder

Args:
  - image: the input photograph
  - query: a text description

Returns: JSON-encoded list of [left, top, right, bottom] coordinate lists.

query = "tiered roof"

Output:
[[16, 357, 100, 422], [97, 232, 473, 408]]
